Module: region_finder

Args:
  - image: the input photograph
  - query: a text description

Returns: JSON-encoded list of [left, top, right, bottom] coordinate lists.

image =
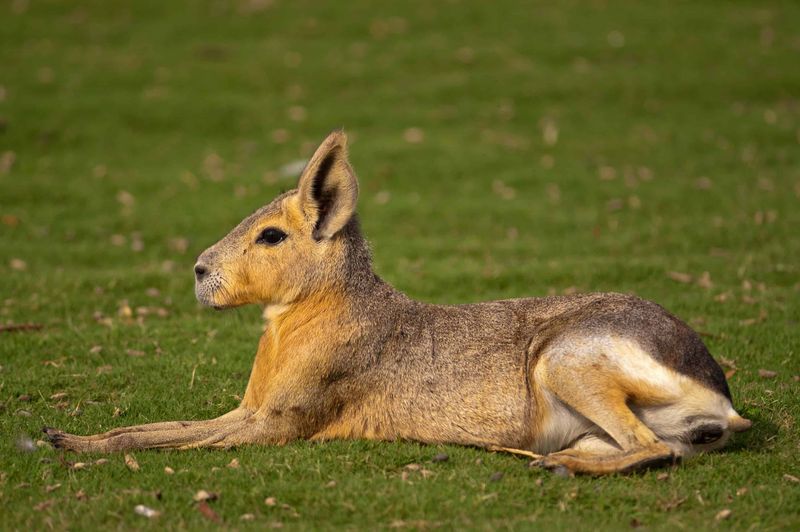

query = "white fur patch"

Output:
[[533, 389, 594, 454]]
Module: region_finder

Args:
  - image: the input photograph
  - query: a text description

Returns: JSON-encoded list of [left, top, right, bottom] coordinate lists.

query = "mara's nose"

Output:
[[194, 263, 209, 281]]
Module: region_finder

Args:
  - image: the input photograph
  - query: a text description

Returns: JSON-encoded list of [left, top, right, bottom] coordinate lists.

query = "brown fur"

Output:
[[45, 130, 750, 475]]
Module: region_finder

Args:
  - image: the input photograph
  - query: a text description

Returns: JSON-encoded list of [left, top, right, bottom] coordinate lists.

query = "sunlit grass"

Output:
[[1, 0, 799, 529]]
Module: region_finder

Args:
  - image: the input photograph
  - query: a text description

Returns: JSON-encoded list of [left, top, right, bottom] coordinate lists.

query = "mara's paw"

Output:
[[42, 426, 67, 449], [42, 426, 91, 452], [618, 450, 681, 474]]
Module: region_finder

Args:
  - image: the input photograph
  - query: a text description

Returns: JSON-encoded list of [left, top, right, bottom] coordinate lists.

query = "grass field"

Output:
[[2, 0, 799, 529]]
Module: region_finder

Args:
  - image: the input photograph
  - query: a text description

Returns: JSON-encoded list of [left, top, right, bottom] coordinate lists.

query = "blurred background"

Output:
[[2, 0, 798, 305]]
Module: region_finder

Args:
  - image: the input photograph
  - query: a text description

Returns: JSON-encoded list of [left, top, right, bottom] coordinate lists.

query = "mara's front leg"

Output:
[[43, 408, 255, 452], [44, 384, 330, 452]]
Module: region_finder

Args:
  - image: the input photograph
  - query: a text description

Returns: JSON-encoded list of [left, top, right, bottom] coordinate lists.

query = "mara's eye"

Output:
[[256, 227, 287, 246]]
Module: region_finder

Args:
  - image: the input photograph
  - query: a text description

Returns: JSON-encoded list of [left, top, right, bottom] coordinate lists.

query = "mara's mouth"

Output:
[[195, 276, 224, 308], [195, 278, 244, 311]]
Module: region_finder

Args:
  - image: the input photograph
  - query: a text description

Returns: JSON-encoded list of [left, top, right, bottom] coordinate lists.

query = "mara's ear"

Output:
[[297, 130, 359, 240]]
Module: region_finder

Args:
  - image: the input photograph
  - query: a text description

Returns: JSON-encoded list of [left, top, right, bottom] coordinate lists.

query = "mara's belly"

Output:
[[313, 379, 532, 448]]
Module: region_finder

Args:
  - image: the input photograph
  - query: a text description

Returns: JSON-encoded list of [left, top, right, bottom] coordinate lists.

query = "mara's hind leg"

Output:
[[536, 434, 677, 476], [534, 350, 679, 475]]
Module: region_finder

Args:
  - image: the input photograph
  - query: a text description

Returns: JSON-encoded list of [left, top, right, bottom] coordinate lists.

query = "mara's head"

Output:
[[194, 130, 368, 309]]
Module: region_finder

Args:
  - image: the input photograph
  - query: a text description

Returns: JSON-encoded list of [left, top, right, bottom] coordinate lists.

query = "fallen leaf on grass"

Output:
[[33, 499, 55, 511], [740, 309, 768, 326], [660, 496, 687, 511], [783, 474, 799, 483], [667, 271, 692, 284], [280, 503, 300, 518], [118, 302, 133, 318], [124, 453, 140, 472], [758, 369, 777, 379], [715, 509, 732, 521], [736, 487, 748, 496], [725, 369, 737, 379], [193, 490, 218, 502], [696, 271, 713, 289], [45, 483, 61, 493], [240, 513, 255, 521], [227, 458, 240, 469], [714, 291, 732, 302], [164, 466, 174, 475], [431, 453, 449, 463], [94, 458, 109, 466], [75, 489, 87, 501], [0, 322, 43, 333], [492, 180, 516, 200], [134, 504, 161, 519], [197, 501, 221, 522], [403, 127, 425, 144], [1, 214, 20, 226], [264, 497, 277, 506]]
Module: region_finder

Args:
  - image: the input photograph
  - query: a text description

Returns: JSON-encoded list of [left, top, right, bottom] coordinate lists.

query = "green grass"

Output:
[[2, 0, 799, 529]]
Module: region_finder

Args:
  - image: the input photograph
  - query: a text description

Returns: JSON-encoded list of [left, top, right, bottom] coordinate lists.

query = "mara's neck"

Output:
[[262, 271, 411, 333]]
